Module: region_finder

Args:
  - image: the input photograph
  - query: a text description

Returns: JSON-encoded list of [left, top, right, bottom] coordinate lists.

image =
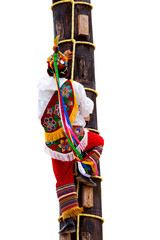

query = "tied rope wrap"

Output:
[[52, 36, 98, 177]]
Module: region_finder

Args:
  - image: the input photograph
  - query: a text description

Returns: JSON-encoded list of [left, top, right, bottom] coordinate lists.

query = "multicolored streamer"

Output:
[[52, 36, 98, 177]]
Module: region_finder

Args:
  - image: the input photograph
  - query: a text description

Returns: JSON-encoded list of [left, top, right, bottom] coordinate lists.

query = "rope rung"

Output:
[[51, 0, 93, 11]]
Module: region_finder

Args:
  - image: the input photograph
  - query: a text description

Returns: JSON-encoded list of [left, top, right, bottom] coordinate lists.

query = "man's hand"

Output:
[[84, 115, 90, 122], [64, 50, 73, 60]]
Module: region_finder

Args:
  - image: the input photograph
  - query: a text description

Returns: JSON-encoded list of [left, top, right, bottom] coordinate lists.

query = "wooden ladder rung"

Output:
[[60, 233, 71, 240], [82, 185, 94, 208]]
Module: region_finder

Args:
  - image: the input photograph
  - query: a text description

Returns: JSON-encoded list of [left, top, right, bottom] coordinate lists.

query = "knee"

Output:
[[99, 135, 104, 146]]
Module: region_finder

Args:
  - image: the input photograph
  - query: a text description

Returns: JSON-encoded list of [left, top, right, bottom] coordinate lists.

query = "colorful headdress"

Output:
[[47, 36, 68, 76]]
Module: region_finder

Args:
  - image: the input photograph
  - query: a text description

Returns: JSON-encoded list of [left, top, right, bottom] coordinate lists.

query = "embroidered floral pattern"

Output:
[[41, 80, 76, 134], [61, 85, 72, 98], [58, 139, 71, 152], [45, 126, 85, 151], [58, 120, 62, 127], [54, 104, 60, 116], [43, 117, 56, 132], [74, 127, 84, 137], [47, 108, 53, 115], [68, 101, 73, 106]]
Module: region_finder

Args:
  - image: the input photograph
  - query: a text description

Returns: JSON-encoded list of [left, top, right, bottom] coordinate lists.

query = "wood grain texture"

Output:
[[60, 233, 71, 240], [78, 15, 89, 36], [82, 185, 94, 208]]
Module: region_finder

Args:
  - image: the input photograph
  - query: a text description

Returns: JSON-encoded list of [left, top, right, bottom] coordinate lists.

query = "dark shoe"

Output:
[[59, 218, 76, 234], [76, 174, 97, 187]]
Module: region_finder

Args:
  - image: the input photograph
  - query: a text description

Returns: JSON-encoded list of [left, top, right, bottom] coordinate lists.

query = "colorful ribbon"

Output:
[[52, 36, 98, 177]]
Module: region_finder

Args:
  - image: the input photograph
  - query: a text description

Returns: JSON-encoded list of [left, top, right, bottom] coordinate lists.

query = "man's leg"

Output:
[[76, 131, 104, 185], [81, 131, 104, 176], [51, 158, 83, 233], [85, 131, 104, 152]]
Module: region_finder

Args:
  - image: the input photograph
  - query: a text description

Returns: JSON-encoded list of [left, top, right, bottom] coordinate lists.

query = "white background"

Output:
[[0, 0, 160, 239]]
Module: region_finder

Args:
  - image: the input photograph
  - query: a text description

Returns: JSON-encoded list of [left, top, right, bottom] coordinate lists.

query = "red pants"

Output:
[[52, 131, 104, 219], [52, 131, 104, 188]]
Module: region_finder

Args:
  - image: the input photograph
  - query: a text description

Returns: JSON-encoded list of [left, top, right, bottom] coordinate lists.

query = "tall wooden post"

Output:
[[51, 1, 104, 239]]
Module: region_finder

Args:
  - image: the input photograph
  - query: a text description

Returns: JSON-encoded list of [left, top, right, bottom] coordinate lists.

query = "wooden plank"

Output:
[[60, 233, 71, 240], [78, 179, 102, 217], [74, 4, 93, 42], [78, 15, 89, 36], [82, 185, 94, 208]]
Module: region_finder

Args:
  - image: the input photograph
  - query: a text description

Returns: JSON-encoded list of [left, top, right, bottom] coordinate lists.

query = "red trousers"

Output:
[[52, 131, 104, 188]]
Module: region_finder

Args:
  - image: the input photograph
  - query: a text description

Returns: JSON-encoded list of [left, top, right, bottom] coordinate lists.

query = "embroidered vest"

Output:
[[41, 80, 85, 155], [41, 80, 80, 143]]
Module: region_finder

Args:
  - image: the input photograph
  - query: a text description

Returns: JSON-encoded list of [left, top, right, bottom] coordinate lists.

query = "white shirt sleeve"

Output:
[[38, 77, 94, 127], [73, 81, 94, 117], [37, 76, 67, 120], [38, 96, 52, 120], [37, 76, 56, 120]]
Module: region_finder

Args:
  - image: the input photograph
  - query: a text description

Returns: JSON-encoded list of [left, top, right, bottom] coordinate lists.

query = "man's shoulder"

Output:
[[37, 75, 53, 90], [38, 76, 67, 91], [72, 80, 83, 89]]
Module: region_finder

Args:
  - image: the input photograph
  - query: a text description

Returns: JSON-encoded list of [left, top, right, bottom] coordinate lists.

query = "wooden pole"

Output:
[[51, 1, 103, 239]]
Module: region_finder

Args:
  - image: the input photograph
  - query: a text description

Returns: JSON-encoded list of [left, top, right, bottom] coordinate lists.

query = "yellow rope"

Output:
[[58, 39, 74, 45], [79, 213, 104, 223], [71, 1, 75, 39], [71, 40, 76, 80], [51, 0, 93, 11], [51, 0, 73, 11], [86, 128, 100, 135], [84, 87, 98, 97], [57, 39, 95, 50], [58, 212, 104, 223], [74, 1, 93, 9], [76, 41, 96, 49]]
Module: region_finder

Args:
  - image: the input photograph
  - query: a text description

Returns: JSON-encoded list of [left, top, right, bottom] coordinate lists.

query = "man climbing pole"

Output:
[[38, 36, 104, 234]]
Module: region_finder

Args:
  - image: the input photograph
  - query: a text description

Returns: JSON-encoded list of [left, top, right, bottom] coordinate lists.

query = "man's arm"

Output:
[[73, 81, 94, 118]]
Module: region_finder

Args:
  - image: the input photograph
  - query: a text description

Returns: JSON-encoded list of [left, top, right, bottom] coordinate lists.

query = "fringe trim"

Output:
[[62, 206, 84, 221], [44, 128, 88, 161]]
